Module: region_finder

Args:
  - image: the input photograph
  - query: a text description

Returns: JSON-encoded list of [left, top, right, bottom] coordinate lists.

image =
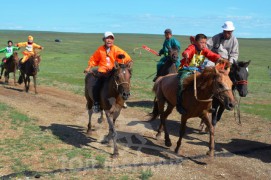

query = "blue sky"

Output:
[[2, 0, 271, 38]]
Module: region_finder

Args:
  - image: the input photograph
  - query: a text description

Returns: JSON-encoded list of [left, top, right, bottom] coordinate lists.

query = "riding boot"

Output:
[[18, 59, 22, 70], [176, 91, 187, 115], [92, 74, 104, 113]]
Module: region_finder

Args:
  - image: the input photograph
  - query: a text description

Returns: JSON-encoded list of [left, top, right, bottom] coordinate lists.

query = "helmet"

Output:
[[28, 35, 34, 42]]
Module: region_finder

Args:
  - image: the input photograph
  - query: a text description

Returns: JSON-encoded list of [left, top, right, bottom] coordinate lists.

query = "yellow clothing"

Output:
[[87, 45, 132, 73], [17, 42, 42, 63]]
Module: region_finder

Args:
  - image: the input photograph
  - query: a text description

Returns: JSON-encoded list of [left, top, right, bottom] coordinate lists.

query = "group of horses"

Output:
[[0, 52, 41, 94], [84, 47, 250, 158]]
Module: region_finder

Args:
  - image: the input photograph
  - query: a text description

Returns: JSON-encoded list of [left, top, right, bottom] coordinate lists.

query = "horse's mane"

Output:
[[182, 67, 229, 90]]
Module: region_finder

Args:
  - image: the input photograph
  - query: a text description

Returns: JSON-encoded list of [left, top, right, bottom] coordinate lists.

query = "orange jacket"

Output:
[[88, 45, 132, 73], [17, 42, 42, 54], [180, 44, 220, 68]]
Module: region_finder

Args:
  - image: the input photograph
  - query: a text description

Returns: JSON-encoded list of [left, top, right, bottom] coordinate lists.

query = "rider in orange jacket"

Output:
[[84, 32, 132, 113]]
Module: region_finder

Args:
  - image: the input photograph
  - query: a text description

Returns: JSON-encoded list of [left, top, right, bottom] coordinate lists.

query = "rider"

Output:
[[207, 21, 239, 65], [176, 34, 222, 114], [84, 31, 133, 113], [0, 40, 20, 68], [153, 28, 181, 82], [16, 35, 44, 69]]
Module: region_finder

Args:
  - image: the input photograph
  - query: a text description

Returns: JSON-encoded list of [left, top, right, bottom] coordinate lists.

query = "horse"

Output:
[[0, 52, 19, 85], [18, 53, 41, 94], [199, 60, 251, 130], [156, 46, 179, 78], [85, 61, 132, 158], [149, 46, 179, 116], [150, 63, 236, 156]]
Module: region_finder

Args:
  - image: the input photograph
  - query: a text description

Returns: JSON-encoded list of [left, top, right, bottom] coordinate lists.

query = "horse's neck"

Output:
[[194, 75, 214, 99]]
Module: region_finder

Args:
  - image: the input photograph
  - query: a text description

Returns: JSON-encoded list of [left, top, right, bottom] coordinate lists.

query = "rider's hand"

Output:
[[84, 67, 93, 74], [183, 53, 189, 59]]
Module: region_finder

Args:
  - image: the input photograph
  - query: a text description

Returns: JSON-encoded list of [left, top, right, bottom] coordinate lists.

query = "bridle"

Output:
[[193, 69, 232, 102], [114, 67, 131, 91]]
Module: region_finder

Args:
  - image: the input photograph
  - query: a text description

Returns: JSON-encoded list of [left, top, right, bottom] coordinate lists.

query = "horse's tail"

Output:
[[152, 76, 163, 93]]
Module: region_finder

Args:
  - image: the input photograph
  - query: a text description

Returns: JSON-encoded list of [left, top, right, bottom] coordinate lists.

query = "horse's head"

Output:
[[230, 60, 250, 97], [167, 46, 179, 63], [113, 61, 132, 100], [211, 67, 236, 110], [12, 52, 19, 62]]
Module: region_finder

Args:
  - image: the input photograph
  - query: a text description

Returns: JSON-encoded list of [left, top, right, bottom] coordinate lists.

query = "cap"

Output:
[[222, 21, 235, 31], [164, 28, 172, 34], [104, 31, 114, 38], [28, 35, 34, 41]]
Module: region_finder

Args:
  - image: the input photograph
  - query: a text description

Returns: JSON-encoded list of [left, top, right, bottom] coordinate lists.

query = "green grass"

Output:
[[0, 30, 270, 121]]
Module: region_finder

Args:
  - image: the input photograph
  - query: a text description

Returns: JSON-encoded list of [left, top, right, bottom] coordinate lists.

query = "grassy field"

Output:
[[0, 30, 270, 120]]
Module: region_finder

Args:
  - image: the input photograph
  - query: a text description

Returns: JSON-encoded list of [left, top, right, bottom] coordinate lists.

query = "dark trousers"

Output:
[[93, 73, 106, 103]]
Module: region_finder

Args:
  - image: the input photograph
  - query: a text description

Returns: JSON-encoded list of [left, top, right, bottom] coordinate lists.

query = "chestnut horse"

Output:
[[18, 53, 41, 94], [150, 64, 236, 156], [85, 62, 132, 158], [0, 52, 19, 85], [199, 60, 251, 130]]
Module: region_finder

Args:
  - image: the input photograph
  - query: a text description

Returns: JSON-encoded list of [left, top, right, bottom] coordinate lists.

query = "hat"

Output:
[[164, 28, 172, 34], [104, 31, 114, 38], [222, 21, 235, 31], [28, 35, 34, 41]]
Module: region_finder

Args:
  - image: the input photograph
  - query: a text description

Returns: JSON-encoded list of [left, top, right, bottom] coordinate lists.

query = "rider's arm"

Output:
[[0, 48, 6, 53]]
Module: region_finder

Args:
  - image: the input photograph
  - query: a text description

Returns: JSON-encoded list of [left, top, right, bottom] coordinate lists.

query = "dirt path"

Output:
[[0, 82, 270, 179]]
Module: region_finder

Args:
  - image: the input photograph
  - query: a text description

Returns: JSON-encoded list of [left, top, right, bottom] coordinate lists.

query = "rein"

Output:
[[193, 70, 213, 102], [234, 80, 248, 85]]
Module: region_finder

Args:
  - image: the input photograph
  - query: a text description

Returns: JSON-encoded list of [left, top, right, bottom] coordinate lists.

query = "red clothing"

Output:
[[88, 45, 132, 73], [180, 44, 220, 68]]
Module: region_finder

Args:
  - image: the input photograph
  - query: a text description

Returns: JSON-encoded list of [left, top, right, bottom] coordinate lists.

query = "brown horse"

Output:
[[150, 64, 236, 156], [18, 53, 41, 94], [0, 52, 19, 85], [85, 62, 132, 158]]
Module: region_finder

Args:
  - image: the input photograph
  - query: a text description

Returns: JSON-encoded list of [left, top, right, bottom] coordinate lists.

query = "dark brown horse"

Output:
[[156, 46, 179, 78], [18, 53, 41, 94], [150, 64, 236, 156], [85, 62, 132, 158], [0, 52, 19, 85]]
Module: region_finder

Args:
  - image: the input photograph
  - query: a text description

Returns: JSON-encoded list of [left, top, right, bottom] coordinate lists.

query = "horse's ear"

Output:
[[114, 61, 120, 69], [127, 61, 133, 69], [244, 60, 251, 68]]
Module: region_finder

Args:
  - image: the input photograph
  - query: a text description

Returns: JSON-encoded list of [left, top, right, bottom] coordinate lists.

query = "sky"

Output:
[[2, 0, 271, 38]]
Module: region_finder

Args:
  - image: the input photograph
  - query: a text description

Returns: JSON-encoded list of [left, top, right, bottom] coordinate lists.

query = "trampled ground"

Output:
[[0, 81, 270, 179]]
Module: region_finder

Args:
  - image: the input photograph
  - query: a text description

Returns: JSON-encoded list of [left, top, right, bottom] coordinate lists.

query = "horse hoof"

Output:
[[111, 153, 119, 158], [206, 150, 214, 157], [165, 141, 172, 147], [86, 130, 92, 135], [156, 133, 162, 140]]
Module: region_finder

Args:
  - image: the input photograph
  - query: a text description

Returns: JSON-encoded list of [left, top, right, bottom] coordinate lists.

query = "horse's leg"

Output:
[[211, 97, 220, 127], [149, 97, 159, 121], [105, 111, 119, 158], [87, 108, 94, 135], [0, 67, 3, 79], [201, 113, 215, 157], [160, 103, 174, 147], [33, 75, 37, 94], [4, 71, 8, 84], [98, 110, 105, 124], [175, 117, 188, 155], [215, 105, 225, 125], [156, 98, 166, 139], [25, 76, 30, 92]]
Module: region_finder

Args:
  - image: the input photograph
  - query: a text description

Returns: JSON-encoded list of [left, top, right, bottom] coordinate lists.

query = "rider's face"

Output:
[[104, 36, 114, 48], [195, 38, 207, 50], [165, 33, 172, 40]]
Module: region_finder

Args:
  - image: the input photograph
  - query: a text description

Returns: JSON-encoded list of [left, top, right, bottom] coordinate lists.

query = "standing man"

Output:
[[207, 21, 239, 65], [153, 28, 181, 82]]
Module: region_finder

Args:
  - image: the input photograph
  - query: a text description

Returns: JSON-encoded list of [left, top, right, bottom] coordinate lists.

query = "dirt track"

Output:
[[0, 81, 270, 179]]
